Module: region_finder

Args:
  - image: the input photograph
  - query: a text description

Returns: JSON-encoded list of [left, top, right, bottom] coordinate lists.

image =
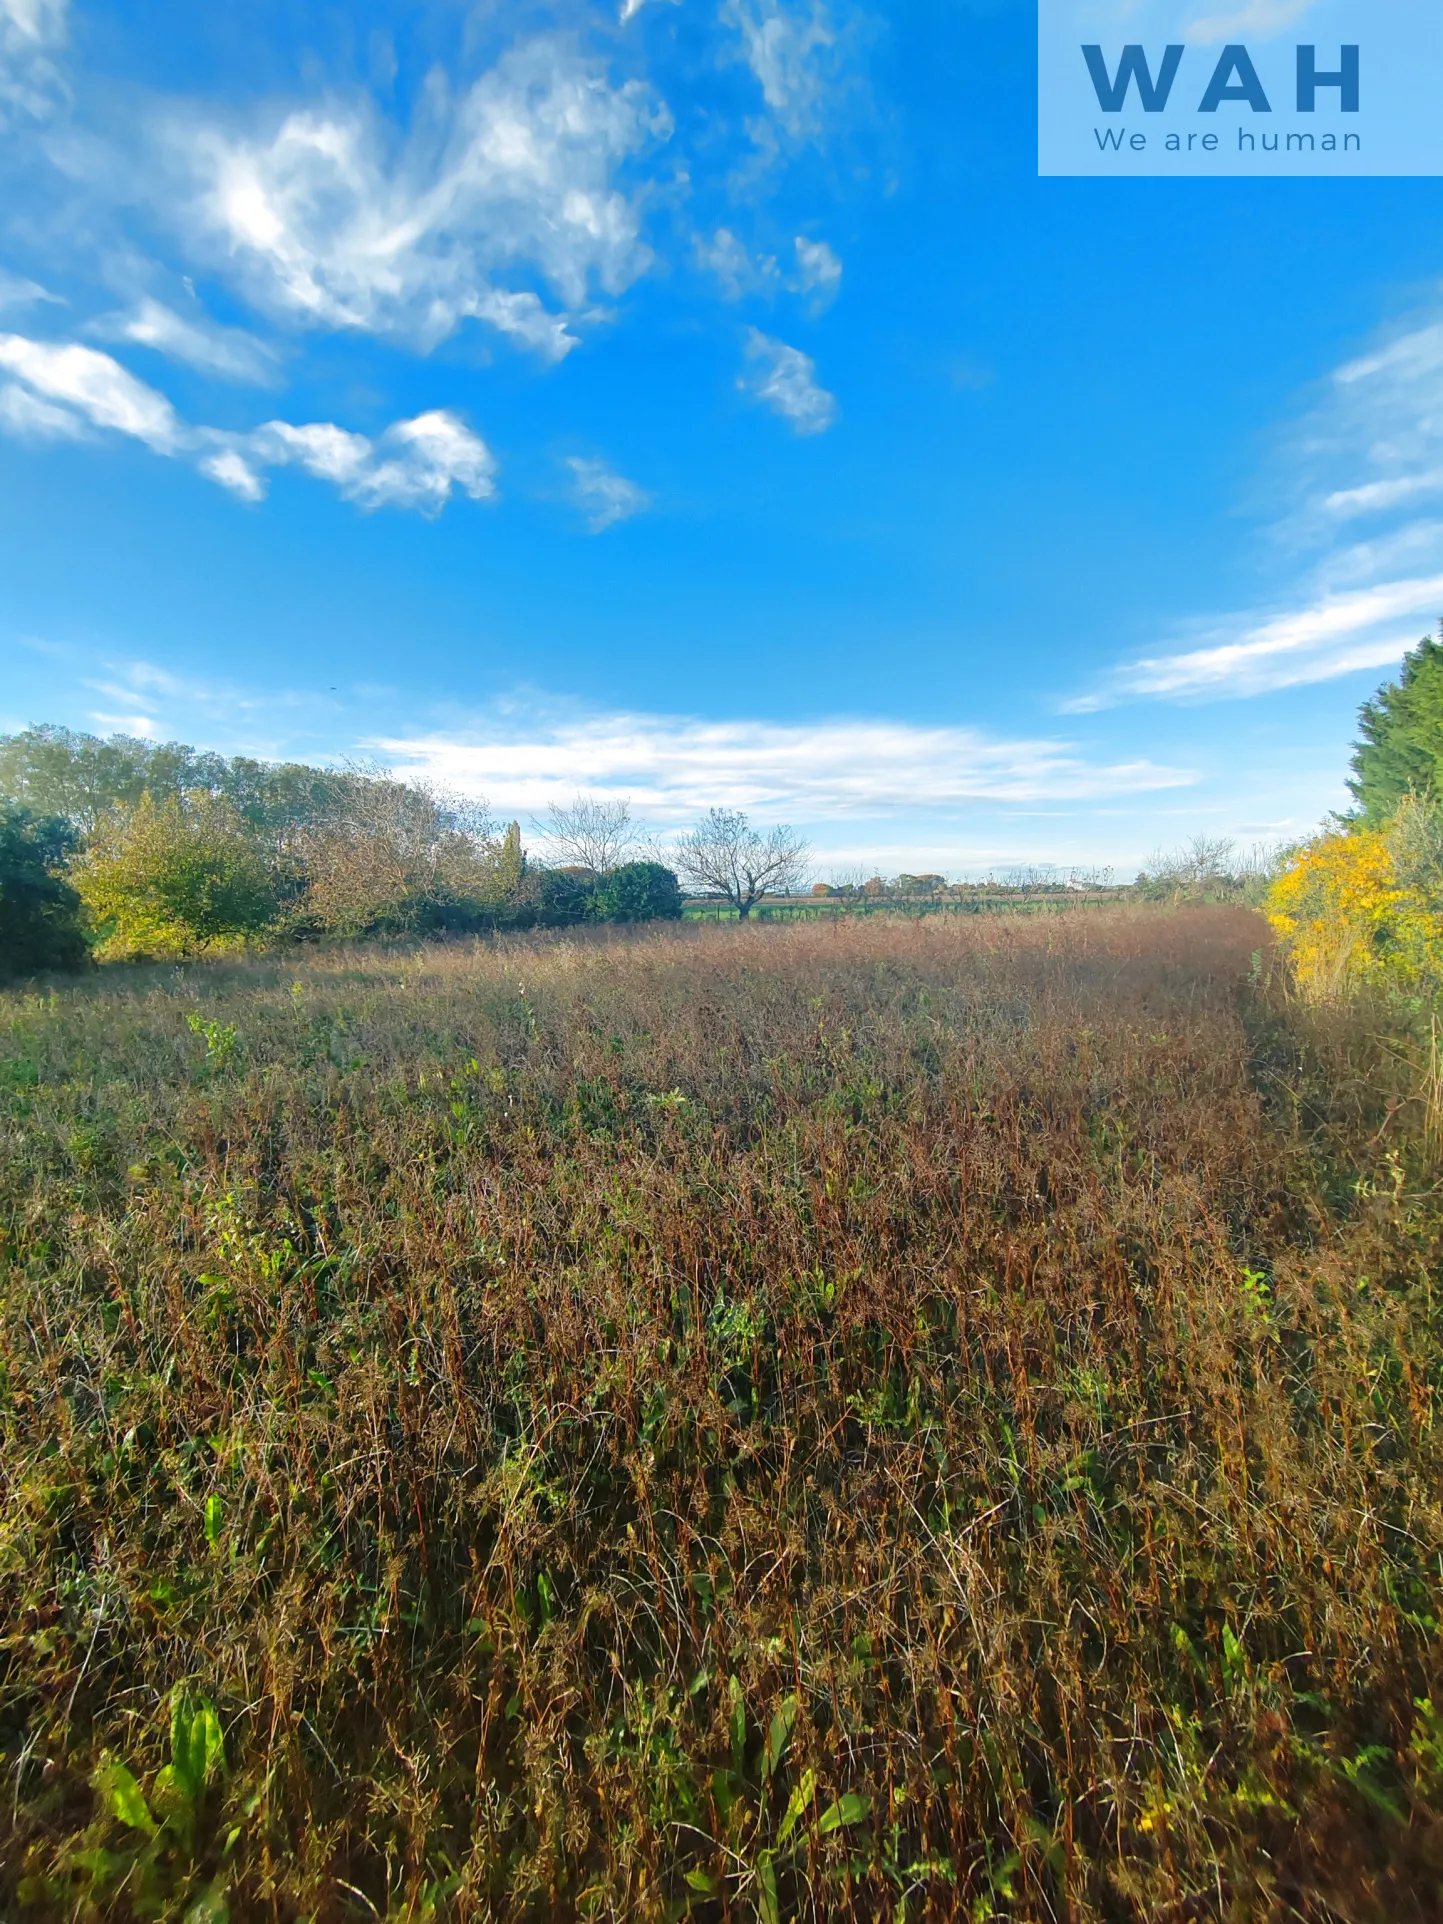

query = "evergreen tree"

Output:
[[1349, 634, 1443, 824], [0, 806, 89, 978]]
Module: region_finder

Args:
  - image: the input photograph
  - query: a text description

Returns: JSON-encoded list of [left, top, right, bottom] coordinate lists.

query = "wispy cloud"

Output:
[[565, 455, 650, 532], [1079, 293, 1443, 707], [740, 327, 835, 433], [0, 328, 496, 513], [90, 296, 278, 384], [0, 267, 62, 311], [697, 228, 779, 301], [793, 235, 841, 308], [0, 333, 182, 449], [726, 0, 838, 138], [169, 38, 670, 356], [1183, 0, 1321, 47], [0, 0, 67, 121], [377, 708, 1195, 822], [1076, 575, 1443, 707]]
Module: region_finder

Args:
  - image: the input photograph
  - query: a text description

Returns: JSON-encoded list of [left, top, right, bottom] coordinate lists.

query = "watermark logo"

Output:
[[1040, 2, 1443, 177]]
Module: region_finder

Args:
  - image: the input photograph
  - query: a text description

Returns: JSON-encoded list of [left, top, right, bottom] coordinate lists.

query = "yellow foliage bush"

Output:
[[73, 792, 278, 960], [1266, 802, 1443, 1000]]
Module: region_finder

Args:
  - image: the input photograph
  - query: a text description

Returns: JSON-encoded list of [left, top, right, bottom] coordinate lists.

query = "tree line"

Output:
[[0, 726, 815, 977]]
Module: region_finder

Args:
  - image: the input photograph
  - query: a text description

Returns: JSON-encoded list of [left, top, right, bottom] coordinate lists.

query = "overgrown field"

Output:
[[2, 910, 1441, 1921]]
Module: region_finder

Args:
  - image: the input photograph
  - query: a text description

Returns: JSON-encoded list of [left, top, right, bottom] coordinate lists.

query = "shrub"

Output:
[[292, 782, 521, 937], [593, 860, 684, 923], [1265, 796, 1443, 1000], [531, 867, 599, 926], [0, 806, 89, 978], [73, 793, 278, 958], [1136, 834, 1277, 905]]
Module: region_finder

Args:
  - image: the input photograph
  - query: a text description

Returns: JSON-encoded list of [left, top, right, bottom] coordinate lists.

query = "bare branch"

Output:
[[537, 795, 635, 873], [673, 808, 810, 918]]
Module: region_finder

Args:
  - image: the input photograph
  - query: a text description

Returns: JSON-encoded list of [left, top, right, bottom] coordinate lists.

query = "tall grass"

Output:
[[1, 909, 1440, 1920]]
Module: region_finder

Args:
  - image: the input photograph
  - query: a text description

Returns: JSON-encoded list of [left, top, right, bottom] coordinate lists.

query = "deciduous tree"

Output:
[[74, 794, 278, 958], [674, 809, 808, 919], [539, 795, 634, 873]]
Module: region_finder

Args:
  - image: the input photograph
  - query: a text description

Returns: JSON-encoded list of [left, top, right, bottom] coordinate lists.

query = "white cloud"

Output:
[[173, 38, 670, 355], [1322, 471, 1443, 520], [376, 709, 1194, 822], [726, 0, 836, 137], [566, 454, 649, 531], [0, 327, 496, 514], [250, 418, 371, 486], [196, 447, 266, 500], [1089, 575, 1443, 704], [214, 409, 498, 512], [0, 267, 62, 310], [0, 333, 181, 448], [793, 235, 841, 306], [1081, 294, 1443, 707], [1, 0, 67, 120], [349, 411, 497, 512], [698, 228, 778, 300], [1183, 0, 1321, 47], [740, 327, 835, 433], [0, 378, 88, 438], [470, 288, 580, 362], [90, 296, 278, 384]]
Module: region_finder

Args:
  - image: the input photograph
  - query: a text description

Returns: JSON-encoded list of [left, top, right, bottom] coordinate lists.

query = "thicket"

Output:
[[2, 910, 1440, 1921], [0, 729, 686, 969]]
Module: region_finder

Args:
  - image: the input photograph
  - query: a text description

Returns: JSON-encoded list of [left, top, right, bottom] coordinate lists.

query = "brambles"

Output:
[[1, 909, 1440, 1919]]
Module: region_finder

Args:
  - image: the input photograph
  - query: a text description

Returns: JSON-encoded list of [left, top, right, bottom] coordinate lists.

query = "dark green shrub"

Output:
[[532, 867, 599, 927], [594, 861, 684, 923], [0, 805, 89, 978]]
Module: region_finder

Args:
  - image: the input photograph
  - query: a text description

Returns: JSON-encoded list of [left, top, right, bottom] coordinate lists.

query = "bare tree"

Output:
[[674, 808, 809, 919], [538, 794, 634, 873]]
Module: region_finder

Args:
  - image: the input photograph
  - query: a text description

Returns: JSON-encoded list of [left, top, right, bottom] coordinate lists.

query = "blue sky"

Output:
[[1, 0, 1441, 876]]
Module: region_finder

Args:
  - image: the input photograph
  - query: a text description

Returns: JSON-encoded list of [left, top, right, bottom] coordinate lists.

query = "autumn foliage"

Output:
[[3, 909, 1441, 1920]]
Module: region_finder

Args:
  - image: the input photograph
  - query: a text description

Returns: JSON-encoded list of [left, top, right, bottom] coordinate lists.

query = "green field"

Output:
[[2, 908, 1441, 1921]]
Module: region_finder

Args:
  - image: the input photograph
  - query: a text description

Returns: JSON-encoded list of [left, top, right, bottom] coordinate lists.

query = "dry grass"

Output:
[[1, 908, 1441, 1922]]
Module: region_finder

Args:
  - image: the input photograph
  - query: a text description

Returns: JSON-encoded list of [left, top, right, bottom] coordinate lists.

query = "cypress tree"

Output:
[[1348, 633, 1443, 824]]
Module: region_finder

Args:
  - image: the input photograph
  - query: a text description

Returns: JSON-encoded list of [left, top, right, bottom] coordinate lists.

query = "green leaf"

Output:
[[684, 1868, 720, 1896], [204, 1493, 224, 1550], [756, 1851, 780, 1924], [818, 1791, 871, 1835], [776, 1768, 816, 1849], [99, 1761, 155, 1834], [171, 1694, 226, 1803], [762, 1696, 798, 1780]]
